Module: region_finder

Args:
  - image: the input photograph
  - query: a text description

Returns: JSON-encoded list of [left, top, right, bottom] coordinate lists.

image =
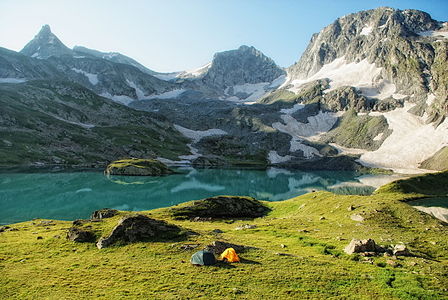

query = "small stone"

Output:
[[280, 244, 286, 248], [319, 216, 326, 220], [347, 205, 355, 211], [350, 214, 364, 222], [393, 244, 411, 256], [430, 241, 436, 245], [235, 224, 257, 230]]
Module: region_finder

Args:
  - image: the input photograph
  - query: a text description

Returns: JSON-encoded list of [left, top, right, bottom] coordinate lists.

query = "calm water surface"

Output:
[[0, 167, 404, 225]]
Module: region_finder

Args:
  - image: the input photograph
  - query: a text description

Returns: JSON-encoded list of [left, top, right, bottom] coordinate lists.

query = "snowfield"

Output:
[[175, 125, 227, 161], [283, 56, 399, 100], [358, 103, 448, 173], [71, 68, 99, 85]]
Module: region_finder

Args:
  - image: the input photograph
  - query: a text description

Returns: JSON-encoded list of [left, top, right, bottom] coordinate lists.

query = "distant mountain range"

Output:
[[1, 7, 447, 172]]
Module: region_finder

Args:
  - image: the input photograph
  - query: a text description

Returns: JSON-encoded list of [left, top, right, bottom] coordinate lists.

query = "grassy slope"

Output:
[[0, 173, 447, 299]]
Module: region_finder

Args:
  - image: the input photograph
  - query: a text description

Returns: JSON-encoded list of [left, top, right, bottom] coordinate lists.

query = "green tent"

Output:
[[190, 250, 216, 266]]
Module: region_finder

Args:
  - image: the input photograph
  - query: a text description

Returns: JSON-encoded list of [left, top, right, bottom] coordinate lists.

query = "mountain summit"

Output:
[[202, 45, 285, 89], [20, 24, 72, 59]]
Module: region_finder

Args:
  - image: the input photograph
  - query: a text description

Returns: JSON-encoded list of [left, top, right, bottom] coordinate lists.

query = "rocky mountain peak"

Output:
[[288, 7, 441, 80], [202, 45, 285, 89], [20, 24, 72, 59]]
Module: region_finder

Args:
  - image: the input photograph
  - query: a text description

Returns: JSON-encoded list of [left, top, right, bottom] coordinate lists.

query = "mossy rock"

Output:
[[104, 158, 174, 176], [96, 215, 184, 249], [170, 195, 271, 219]]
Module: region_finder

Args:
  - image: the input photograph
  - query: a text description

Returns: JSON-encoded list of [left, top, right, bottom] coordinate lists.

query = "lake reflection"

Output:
[[0, 167, 401, 224]]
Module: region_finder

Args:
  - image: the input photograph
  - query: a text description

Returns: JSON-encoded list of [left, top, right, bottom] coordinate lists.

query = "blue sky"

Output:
[[0, 0, 447, 72]]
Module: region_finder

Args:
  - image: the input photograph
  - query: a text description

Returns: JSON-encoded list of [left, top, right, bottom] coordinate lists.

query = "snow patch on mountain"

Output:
[[71, 68, 99, 85], [175, 62, 211, 79], [272, 104, 339, 159], [126, 80, 146, 100], [175, 125, 227, 161], [146, 89, 186, 100], [269, 75, 287, 88], [153, 72, 181, 81], [418, 30, 448, 38], [174, 125, 227, 143], [0, 78, 27, 83], [358, 103, 448, 173], [268, 151, 293, 164], [100, 92, 134, 105], [273, 111, 340, 140], [52, 116, 95, 129], [360, 25, 373, 35], [283, 56, 396, 100]]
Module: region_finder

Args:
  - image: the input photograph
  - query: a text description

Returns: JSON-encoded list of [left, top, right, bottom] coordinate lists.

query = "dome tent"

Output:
[[190, 250, 216, 266]]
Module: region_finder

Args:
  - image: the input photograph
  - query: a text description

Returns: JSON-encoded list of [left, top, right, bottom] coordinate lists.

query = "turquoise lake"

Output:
[[0, 167, 405, 225]]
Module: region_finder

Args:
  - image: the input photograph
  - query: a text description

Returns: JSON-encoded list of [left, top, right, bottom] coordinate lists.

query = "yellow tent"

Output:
[[219, 248, 240, 263]]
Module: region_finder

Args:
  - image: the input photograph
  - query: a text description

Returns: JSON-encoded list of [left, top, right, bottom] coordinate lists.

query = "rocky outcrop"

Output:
[[170, 196, 271, 219], [66, 227, 96, 242], [344, 239, 385, 255], [91, 208, 118, 220], [96, 215, 183, 249], [104, 159, 174, 176]]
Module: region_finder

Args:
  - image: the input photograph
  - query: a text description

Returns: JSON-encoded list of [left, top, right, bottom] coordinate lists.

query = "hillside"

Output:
[[0, 80, 189, 166], [1, 172, 447, 299]]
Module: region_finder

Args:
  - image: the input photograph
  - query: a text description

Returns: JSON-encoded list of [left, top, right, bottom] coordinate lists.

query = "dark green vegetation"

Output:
[[0, 81, 189, 166], [1, 171, 447, 299], [104, 158, 174, 176]]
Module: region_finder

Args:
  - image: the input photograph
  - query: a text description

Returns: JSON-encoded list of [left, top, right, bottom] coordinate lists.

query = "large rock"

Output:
[[66, 227, 96, 242], [96, 215, 182, 249], [104, 159, 174, 176], [344, 239, 384, 255], [170, 196, 271, 219], [91, 208, 118, 220]]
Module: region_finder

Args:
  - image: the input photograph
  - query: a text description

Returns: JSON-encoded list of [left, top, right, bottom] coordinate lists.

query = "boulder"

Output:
[[66, 227, 96, 242], [171, 196, 270, 219], [91, 208, 118, 220], [393, 244, 411, 256], [344, 239, 384, 255], [104, 159, 174, 176], [96, 215, 182, 249]]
